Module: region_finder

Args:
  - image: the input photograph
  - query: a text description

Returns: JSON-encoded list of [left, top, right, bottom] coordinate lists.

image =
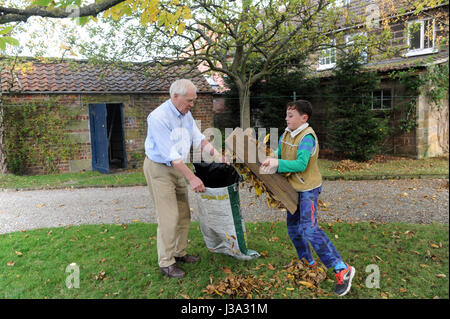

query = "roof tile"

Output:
[[1, 59, 213, 94]]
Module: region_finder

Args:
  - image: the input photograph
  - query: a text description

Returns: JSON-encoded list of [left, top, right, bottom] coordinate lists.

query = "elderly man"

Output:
[[143, 79, 225, 278]]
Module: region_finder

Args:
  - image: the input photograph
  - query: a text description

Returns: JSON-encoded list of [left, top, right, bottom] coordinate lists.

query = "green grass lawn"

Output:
[[318, 157, 449, 179], [0, 157, 448, 190], [0, 169, 146, 189], [1, 221, 448, 299]]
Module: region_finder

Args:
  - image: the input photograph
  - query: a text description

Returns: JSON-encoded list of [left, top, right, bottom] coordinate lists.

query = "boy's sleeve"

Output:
[[278, 134, 316, 173]]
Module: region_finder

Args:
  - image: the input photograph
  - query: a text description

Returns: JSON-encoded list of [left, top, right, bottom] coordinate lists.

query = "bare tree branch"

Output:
[[0, 0, 126, 24]]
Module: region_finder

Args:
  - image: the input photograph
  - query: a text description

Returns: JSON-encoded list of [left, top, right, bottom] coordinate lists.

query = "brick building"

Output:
[[1, 59, 215, 174], [309, 0, 449, 158]]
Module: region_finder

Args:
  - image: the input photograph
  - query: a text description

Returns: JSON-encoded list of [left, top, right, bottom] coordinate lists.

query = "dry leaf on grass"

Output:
[[94, 270, 106, 281], [332, 160, 369, 173], [203, 273, 269, 299], [284, 260, 327, 290]]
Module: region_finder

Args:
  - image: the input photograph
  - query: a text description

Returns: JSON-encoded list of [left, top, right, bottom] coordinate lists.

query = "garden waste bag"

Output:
[[193, 162, 260, 260]]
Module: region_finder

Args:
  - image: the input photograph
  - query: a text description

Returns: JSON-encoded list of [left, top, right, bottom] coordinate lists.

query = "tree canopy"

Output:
[[76, 0, 360, 128]]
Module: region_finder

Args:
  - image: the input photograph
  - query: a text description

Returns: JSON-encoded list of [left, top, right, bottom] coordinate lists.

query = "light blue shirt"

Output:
[[145, 99, 205, 166]]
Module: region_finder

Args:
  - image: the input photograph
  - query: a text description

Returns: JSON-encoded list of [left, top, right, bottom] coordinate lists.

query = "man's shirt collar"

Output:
[[168, 99, 184, 119]]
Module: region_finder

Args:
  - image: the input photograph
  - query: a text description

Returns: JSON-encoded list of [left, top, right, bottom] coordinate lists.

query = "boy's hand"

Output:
[[260, 158, 279, 174]]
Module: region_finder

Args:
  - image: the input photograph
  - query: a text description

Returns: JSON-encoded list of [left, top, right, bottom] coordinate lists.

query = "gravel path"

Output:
[[0, 179, 448, 234]]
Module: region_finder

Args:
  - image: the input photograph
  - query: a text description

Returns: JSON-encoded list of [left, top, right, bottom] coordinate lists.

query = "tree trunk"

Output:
[[238, 84, 251, 130]]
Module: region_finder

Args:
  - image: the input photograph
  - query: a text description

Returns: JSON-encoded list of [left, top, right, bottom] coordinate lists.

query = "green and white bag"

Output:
[[194, 163, 260, 260]]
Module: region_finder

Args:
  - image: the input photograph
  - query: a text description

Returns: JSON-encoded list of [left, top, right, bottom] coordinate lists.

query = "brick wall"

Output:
[[3, 92, 214, 174]]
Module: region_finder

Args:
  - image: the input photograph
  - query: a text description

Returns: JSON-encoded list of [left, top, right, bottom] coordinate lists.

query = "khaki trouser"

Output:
[[143, 157, 191, 267]]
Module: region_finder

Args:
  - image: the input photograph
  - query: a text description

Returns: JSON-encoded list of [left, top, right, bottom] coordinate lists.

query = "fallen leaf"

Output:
[[267, 264, 275, 270], [180, 293, 190, 299], [430, 243, 439, 249], [222, 267, 233, 275], [7, 261, 16, 266], [435, 274, 446, 279], [94, 270, 106, 280], [15, 251, 23, 257], [36, 203, 45, 208], [298, 281, 314, 288]]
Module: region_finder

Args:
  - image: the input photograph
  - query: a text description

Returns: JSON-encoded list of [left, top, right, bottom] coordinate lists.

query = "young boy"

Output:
[[261, 100, 355, 296]]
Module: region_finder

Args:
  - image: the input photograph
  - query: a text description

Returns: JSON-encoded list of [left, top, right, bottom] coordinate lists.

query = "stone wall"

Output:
[[416, 95, 449, 158]]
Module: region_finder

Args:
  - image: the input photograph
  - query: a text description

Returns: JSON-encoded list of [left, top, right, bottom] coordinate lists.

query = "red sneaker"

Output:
[[334, 264, 355, 296]]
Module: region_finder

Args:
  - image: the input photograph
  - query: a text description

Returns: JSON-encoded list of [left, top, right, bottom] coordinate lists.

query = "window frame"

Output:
[[405, 19, 436, 57], [317, 40, 336, 71], [371, 88, 393, 110]]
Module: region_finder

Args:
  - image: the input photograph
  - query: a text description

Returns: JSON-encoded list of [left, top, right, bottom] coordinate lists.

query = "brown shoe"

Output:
[[160, 264, 185, 278], [175, 254, 200, 264]]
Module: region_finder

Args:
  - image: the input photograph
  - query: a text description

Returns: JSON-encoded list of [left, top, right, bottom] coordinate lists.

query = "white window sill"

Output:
[[317, 63, 336, 71], [404, 48, 437, 57]]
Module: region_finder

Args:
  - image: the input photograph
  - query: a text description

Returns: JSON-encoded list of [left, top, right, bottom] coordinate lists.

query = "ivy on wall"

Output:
[[389, 61, 449, 133], [4, 99, 82, 174]]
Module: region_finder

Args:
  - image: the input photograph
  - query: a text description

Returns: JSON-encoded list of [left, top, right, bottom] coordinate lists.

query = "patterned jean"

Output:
[[286, 186, 342, 269]]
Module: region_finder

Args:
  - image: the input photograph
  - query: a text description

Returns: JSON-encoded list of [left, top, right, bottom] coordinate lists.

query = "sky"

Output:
[[9, 16, 93, 59]]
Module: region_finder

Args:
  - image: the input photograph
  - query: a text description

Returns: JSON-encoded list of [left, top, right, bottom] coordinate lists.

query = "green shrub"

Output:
[[328, 54, 389, 162], [4, 99, 81, 174]]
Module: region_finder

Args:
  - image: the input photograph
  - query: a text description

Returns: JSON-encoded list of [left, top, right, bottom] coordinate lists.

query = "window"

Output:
[[345, 33, 368, 63], [372, 89, 392, 110], [318, 40, 336, 70], [406, 19, 435, 56]]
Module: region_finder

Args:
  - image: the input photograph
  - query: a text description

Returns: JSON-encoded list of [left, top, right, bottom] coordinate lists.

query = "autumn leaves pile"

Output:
[[203, 259, 328, 298]]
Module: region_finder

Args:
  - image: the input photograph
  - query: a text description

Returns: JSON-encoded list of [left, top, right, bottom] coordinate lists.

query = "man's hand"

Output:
[[260, 157, 279, 174], [188, 175, 206, 193], [172, 159, 206, 192], [219, 155, 231, 166], [201, 139, 230, 165]]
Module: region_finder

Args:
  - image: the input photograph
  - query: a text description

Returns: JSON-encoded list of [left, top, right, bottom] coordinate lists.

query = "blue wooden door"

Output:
[[89, 103, 110, 174]]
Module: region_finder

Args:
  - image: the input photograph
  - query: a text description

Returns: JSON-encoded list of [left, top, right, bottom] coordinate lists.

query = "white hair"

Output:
[[170, 79, 197, 98]]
